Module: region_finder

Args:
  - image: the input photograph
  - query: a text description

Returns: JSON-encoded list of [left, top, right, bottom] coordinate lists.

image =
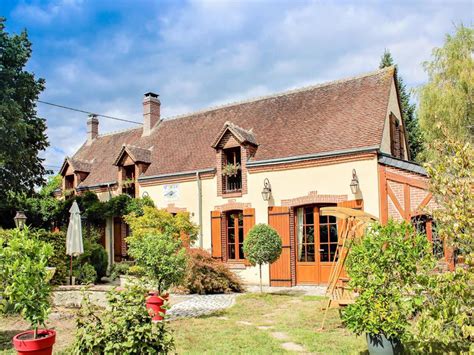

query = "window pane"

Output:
[[329, 216, 337, 224], [239, 244, 244, 259], [238, 227, 244, 244], [228, 229, 235, 244], [305, 208, 314, 225], [307, 244, 315, 262], [228, 244, 235, 259], [298, 245, 306, 262], [305, 226, 314, 244], [330, 244, 338, 262], [330, 225, 338, 242], [228, 215, 235, 227], [237, 213, 243, 226], [320, 225, 328, 243], [319, 215, 328, 224], [320, 244, 329, 262]]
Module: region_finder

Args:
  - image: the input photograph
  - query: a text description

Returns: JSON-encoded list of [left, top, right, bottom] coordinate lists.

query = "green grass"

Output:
[[1, 293, 366, 354], [170, 292, 366, 354]]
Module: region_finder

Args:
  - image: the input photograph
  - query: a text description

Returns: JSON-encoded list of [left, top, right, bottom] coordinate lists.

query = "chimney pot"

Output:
[[87, 114, 99, 144], [142, 92, 160, 136]]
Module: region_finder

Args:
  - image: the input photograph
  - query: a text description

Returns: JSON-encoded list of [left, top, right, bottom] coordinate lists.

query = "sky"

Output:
[[1, 0, 472, 174]]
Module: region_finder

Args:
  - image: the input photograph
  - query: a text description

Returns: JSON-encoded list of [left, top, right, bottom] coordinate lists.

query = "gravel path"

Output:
[[168, 294, 238, 319]]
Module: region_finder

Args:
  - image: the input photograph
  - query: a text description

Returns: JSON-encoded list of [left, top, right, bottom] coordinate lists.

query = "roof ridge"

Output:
[[98, 126, 141, 138], [162, 66, 395, 122]]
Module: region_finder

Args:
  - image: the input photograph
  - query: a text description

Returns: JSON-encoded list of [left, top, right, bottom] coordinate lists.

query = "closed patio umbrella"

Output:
[[66, 201, 84, 285]]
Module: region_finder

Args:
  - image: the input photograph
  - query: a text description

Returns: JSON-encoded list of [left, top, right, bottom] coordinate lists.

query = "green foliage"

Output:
[[74, 263, 97, 285], [424, 131, 474, 261], [125, 206, 198, 244], [108, 261, 132, 281], [0, 18, 49, 202], [0, 227, 53, 337], [127, 231, 187, 294], [410, 268, 474, 353], [75, 226, 108, 282], [73, 283, 175, 354], [342, 220, 435, 340], [34, 229, 68, 285], [183, 248, 243, 294], [379, 49, 424, 161], [417, 25, 474, 148], [243, 224, 282, 266]]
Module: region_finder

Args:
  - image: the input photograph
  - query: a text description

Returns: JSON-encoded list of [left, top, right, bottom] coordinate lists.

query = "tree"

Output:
[[379, 50, 424, 160], [417, 25, 474, 147], [0, 18, 49, 199], [243, 224, 282, 292]]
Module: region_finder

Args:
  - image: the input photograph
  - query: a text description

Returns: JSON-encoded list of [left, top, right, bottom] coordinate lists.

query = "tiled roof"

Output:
[[113, 144, 152, 166], [211, 121, 257, 148], [59, 157, 92, 175], [378, 154, 427, 176], [71, 67, 395, 187]]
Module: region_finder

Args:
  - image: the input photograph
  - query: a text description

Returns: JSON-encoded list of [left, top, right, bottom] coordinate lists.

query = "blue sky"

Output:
[[1, 0, 472, 173]]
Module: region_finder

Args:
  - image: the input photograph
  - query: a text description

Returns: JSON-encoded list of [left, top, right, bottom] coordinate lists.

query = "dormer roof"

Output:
[[113, 144, 152, 166], [59, 157, 92, 176], [211, 121, 257, 148]]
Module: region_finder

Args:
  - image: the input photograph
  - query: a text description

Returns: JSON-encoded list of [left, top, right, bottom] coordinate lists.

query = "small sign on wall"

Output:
[[163, 184, 179, 201]]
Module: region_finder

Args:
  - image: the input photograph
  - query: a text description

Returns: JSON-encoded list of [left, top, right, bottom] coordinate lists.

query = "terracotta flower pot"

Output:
[[12, 329, 56, 355], [146, 292, 169, 322]]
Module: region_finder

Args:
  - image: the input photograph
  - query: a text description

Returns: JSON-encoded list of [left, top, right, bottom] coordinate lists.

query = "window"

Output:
[[65, 175, 75, 190], [319, 215, 338, 262], [223, 147, 242, 193], [390, 114, 405, 159], [412, 215, 444, 259], [296, 207, 315, 262], [122, 165, 136, 197], [226, 211, 244, 260]]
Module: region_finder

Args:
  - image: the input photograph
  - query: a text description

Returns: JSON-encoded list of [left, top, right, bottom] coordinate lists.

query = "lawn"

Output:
[[0, 292, 366, 354]]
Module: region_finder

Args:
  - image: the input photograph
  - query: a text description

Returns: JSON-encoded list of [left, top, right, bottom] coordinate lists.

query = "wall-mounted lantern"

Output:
[[350, 169, 359, 194], [261, 178, 272, 201], [14, 211, 27, 229]]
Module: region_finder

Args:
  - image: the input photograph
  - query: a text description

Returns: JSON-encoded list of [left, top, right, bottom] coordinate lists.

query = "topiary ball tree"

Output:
[[243, 224, 282, 292]]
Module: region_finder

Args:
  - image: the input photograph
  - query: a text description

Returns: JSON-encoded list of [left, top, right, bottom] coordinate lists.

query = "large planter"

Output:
[[146, 292, 169, 322], [366, 333, 402, 355], [12, 329, 56, 355]]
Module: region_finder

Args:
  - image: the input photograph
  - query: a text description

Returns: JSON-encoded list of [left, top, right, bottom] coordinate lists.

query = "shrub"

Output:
[[243, 224, 282, 292], [127, 231, 187, 294], [73, 283, 175, 354], [108, 261, 132, 281], [34, 229, 68, 285], [74, 263, 97, 285], [342, 220, 434, 341], [183, 248, 243, 294], [0, 227, 53, 338], [75, 226, 108, 282]]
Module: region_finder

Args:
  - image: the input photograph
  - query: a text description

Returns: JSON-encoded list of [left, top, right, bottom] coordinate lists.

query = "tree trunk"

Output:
[[259, 264, 262, 293]]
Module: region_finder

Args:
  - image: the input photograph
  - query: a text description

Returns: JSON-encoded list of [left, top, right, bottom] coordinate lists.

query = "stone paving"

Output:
[[167, 294, 238, 319]]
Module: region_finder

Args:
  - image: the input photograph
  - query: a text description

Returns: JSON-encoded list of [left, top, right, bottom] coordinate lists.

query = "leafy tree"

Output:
[[0, 18, 49, 201], [379, 50, 424, 160], [417, 25, 474, 148], [243, 224, 282, 292]]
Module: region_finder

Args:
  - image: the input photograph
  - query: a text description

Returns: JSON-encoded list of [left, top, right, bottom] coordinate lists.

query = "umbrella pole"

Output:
[[70, 255, 73, 285]]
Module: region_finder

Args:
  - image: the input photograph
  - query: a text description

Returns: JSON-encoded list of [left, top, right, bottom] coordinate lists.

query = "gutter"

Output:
[[76, 181, 117, 191], [246, 146, 380, 167], [196, 171, 203, 248], [138, 168, 215, 182]]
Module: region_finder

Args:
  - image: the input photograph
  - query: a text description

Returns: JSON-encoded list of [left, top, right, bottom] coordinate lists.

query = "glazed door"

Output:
[[295, 206, 338, 284], [113, 217, 122, 262]]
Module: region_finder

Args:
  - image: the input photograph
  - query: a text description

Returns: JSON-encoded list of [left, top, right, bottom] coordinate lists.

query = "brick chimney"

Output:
[[87, 114, 99, 145], [142, 92, 160, 136]]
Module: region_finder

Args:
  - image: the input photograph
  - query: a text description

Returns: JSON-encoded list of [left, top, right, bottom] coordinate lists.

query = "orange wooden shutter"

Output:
[[268, 206, 292, 287], [243, 208, 255, 237], [211, 211, 222, 258]]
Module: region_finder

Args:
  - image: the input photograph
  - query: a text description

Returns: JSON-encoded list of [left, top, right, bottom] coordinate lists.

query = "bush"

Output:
[[0, 227, 53, 338], [73, 283, 175, 354], [75, 226, 108, 282], [34, 229, 68, 285], [342, 220, 434, 341], [183, 248, 243, 294], [74, 263, 97, 285], [108, 261, 132, 281], [127, 231, 187, 294], [243, 224, 282, 292]]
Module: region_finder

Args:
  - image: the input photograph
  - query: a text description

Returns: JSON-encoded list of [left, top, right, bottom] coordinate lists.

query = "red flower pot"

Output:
[[146, 292, 169, 322], [12, 329, 56, 355]]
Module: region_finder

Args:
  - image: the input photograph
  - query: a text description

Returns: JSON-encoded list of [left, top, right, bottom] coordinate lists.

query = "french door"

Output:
[[295, 206, 338, 284]]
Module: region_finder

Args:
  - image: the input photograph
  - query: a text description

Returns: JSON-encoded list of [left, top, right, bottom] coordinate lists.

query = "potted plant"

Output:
[[243, 224, 282, 293], [0, 227, 56, 354], [122, 177, 135, 188], [342, 220, 434, 355], [127, 231, 187, 321], [221, 162, 240, 177]]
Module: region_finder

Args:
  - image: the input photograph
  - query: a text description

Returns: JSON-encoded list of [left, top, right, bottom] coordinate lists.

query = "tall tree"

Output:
[[0, 18, 48, 201], [379, 50, 424, 161], [417, 25, 473, 146]]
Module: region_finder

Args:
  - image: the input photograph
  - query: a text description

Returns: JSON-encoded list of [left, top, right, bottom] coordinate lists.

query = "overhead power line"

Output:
[[37, 100, 143, 125]]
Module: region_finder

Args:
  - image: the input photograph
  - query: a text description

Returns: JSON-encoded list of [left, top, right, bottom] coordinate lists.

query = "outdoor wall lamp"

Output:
[[14, 211, 27, 229], [261, 178, 272, 201], [350, 169, 359, 194]]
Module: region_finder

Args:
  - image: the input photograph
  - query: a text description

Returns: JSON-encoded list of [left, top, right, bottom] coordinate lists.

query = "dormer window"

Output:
[[223, 147, 242, 193], [212, 122, 258, 198], [59, 157, 91, 197], [122, 164, 136, 197], [113, 145, 151, 198], [390, 113, 406, 159]]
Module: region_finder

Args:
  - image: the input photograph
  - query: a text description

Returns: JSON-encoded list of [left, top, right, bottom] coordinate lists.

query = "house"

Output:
[[59, 66, 445, 286]]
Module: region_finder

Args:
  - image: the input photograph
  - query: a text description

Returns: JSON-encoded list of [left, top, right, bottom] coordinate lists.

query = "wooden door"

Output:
[[295, 206, 319, 284], [268, 207, 292, 287], [113, 217, 122, 262]]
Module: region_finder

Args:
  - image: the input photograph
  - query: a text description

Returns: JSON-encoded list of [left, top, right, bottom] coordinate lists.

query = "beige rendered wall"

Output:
[[139, 155, 380, 285], [380, 78, 408, 160]]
